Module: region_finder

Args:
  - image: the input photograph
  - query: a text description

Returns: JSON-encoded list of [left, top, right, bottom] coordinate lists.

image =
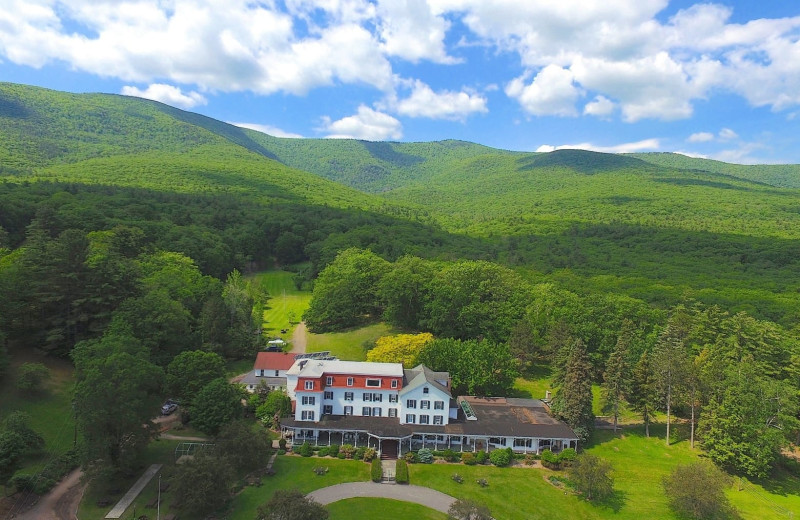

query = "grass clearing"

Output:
[[0, 349, 76, 476], [306, 323, 394, 361], [249, 270, 311, 341], [327, 497, 448, 520], [226, 455, 370, 520]]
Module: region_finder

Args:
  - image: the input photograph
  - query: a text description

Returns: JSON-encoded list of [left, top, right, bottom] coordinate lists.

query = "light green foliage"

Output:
[[662, 462, 737, 520], [190, 378, 244, 436], [417, 338, 518, 396], [256, 391, 292, 427], [489, 448, 511, 467], [366, 332, 433, 366], [569, 453, 614, 502], [166, 350, 226, 405], [304, 248, 391, 332], [447, 498, 493, 520]]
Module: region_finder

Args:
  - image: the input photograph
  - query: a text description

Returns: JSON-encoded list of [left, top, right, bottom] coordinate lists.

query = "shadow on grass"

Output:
[[755, 461, 800, 497], [594, 488, 627, 513]]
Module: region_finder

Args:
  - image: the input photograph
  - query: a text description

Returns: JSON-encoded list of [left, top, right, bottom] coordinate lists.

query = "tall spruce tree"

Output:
[[629, 351, 658, 437], [552, 338, 594, 443], [654, 320, 690, 446], [603, 319, 633, 433]]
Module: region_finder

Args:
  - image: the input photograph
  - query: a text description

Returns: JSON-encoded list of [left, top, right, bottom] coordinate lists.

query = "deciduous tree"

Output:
[[663, 462, 737, 519], [366, 333, 433, 366], [190, 378, 244, 436], [166, 350, 226, 405], [570, 454, 614, 501], [447, 498, 492, 520], [255, 489, 329, 520]]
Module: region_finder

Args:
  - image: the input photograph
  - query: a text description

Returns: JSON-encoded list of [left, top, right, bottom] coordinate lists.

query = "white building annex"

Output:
[[280, 358, 578, 458]]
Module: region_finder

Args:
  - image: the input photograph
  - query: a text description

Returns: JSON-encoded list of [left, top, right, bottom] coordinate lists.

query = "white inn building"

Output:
[[280, 359, 578, 458]]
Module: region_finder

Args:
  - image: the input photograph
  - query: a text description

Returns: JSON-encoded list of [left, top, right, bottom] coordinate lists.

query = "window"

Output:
[[259, 369, 265, 376], [514, 438, 532, 448], [372, 407, 381, 417], [324, 391, 333, 400], [420, 415, 430, 424], [373, 393, 382, 402], [406, 399, 417, 409], [406, 414, 416, 424], [434, 401, 444, 410], [391, 379, 398, 388], [423, 387, 429, 394], [302, 396, 315, 405], [344, 406, 353, 416], [323, 405, 333, 415], [388, 408, 397, 418], [301, 410, 315, 421], [389, 394, 398, 403], [304, 381, 314, 390], [362, 407, 371, 416], [326, 376, 333, 385], [344, 392, 354, 401], [366, 378, 381, 387], [421, 400, 430, 409], [347, 377, 354, 386], [433, 415, 443, 425], [363, 392, 372, 402], [274, 370, 279, 376]]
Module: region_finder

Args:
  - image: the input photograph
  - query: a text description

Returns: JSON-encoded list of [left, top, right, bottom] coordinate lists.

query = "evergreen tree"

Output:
[[551, 338, 594, 443], [653, 319, 690, 446], [629, 351, 658, 437], [602, 319, 633, 433]]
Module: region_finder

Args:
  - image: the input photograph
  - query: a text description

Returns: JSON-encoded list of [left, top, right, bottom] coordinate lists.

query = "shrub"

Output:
[[558, 448, 577, 467], [418, 448, 434, 464], [299, 441, 313, 457], [462, 452, 477, 465], [278, 438, 287, 450], [16, 362, 49, 394], [395, 459, 409, 484], [443, 449, 458, 462], [317, 447, 329, 457], [475, 450, 488, 465], [329, 444, 340, 458], [452, 473, 463, 483], [404, 451, 418, 463], [541, 449, 559, 469], [524, 453, 538, 466], [489, 448, 512, 467], [277, 449, 286, 455], [340, 444, 355, 459], [337, 452, 346, 459], [362, 447, 377, 462], [371, 458, 382, 482], [354, 447, 366, 461]]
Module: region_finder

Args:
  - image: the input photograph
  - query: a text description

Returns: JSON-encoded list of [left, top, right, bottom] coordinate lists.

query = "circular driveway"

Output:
[[307, 482, 457, 513]]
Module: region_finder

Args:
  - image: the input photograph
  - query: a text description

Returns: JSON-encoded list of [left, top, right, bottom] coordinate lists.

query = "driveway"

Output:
[[307, 483, 456, 513]]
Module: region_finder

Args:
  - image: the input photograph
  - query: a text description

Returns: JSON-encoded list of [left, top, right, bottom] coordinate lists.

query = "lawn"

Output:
[[248, 270, 312, 341], [226, 455, 371, 520], [0, 349, 76, 476], [327, 498, 448, 520], [306, 322, 394, 361]]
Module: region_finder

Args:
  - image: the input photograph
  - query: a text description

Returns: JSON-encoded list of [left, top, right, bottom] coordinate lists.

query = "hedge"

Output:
[[371, 458, 383, 482], [395, 459, 409, 484]]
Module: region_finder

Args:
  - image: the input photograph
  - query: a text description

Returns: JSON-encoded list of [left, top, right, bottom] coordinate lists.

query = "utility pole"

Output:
[[157, 473, 161, 520]]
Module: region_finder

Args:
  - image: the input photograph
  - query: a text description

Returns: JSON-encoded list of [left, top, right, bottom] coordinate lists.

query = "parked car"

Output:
[[161, 400, 178, 416]]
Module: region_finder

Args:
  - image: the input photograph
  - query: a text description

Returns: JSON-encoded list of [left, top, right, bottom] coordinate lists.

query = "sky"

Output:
[[1, 0, 799, 164]]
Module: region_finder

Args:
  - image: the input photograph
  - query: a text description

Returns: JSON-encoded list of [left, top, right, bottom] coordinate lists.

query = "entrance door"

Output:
[[381, 439, 399, 460]]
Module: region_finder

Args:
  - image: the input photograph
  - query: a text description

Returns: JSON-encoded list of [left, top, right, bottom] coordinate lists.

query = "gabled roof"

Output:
[[401, 364, 451, 397], [254, 352, 296, 371]]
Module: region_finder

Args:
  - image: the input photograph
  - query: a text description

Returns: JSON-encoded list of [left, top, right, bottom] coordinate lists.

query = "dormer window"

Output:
[[423, 387, 429, 394], [366, 378, 381, 387], [304, 381, 314, 390], [391, 379, 398, 388], [326, 376, 333, 385]]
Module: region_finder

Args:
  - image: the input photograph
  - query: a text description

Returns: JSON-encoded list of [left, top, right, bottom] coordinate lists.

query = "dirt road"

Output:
[[290, 322, 307, 354], [11, 468, 85, 520]]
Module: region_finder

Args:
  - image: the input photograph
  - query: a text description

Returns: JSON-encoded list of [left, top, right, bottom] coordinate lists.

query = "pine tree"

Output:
[[603, 319, 633, 433], [654, 321, 689, 446], [629, 351, 658, 437], [552, 338, 594, 443]]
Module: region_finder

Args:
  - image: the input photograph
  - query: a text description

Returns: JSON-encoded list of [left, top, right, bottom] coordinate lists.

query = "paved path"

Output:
[[159, 433, 210, 442], [307, 483, 456, 513], [290, 322, 307, 354], [104, 464, 161, 519]]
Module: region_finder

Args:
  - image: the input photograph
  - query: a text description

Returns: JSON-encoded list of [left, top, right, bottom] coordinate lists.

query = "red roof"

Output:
[[254, 352, 296, 371]]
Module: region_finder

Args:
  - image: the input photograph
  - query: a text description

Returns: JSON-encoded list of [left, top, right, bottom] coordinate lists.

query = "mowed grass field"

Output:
[[306, 322, 394, 361], [248, 270, 311, 341]]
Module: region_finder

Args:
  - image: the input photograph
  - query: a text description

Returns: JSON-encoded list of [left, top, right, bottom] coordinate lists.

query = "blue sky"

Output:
[[1, 1, 799, 163]]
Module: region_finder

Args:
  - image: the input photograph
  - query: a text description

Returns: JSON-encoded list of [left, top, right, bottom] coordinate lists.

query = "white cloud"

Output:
[[536, 138, 660, 154], [506, 65, 579, 117], [376, 0, 457, 64], [688, 132, 714, 143], [718, 128, 738, 140], [120, 83, 207, 109], [230, 122, 303, 139], [584, 95, 615, 117], [392, 80, 487, 120], [321, 105, 403, 140]]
